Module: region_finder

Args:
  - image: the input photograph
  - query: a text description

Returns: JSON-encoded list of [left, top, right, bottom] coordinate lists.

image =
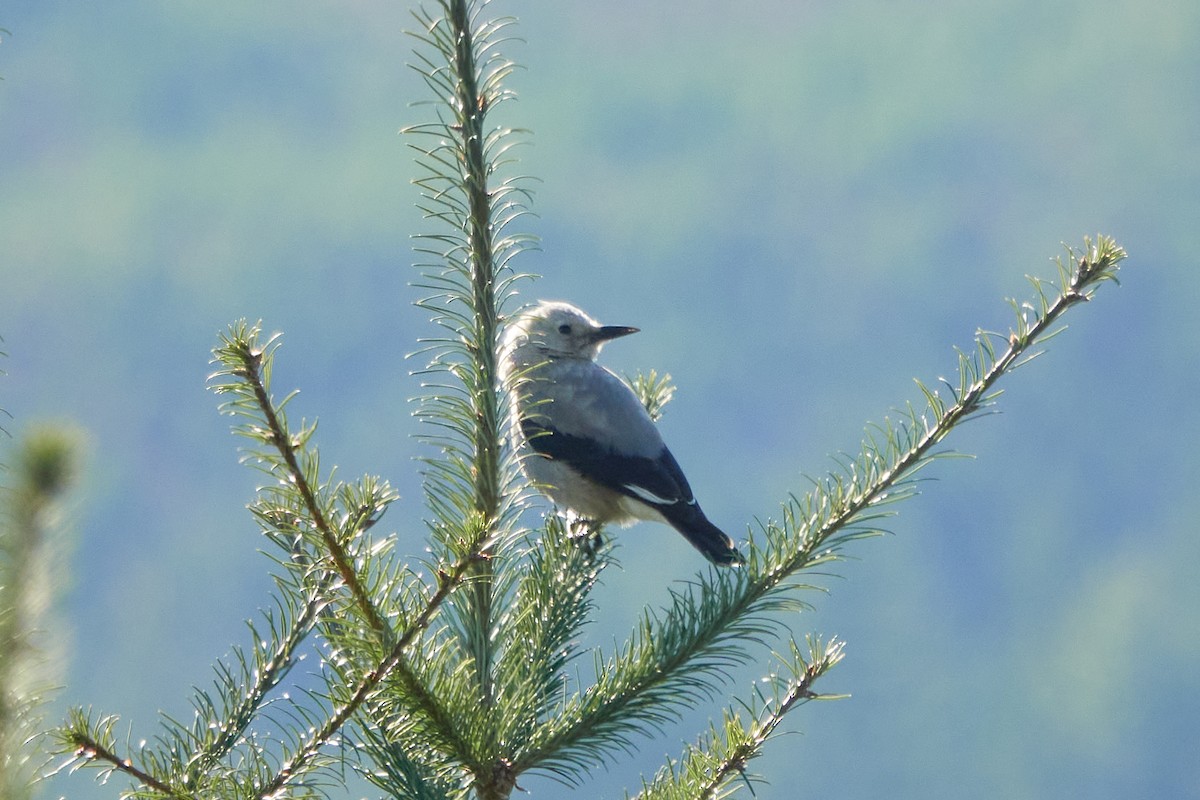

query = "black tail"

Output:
[[664, 503, 746, 567]]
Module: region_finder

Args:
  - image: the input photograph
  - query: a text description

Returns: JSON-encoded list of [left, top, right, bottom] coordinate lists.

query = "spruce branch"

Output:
[[632, 637, 846, 800], [491, 516, 611, 751], [627, 370, 677, 423], [402, 2, 537, 796], [252, 554, 479, 799], [211, 323, 485, 787], [1, 426, 78, 800], [512, 236, 1126, 783], [404, 0, 533, 556], [54, 710, 191, 800], [55, 323, 489, 797], [211, 322, 392, 641], [208, 322, 484, 796], [355, 721, 459, 800], [160, 583, 326, 787]]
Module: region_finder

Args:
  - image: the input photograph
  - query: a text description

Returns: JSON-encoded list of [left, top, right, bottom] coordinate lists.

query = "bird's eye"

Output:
[[558, 324, 572, 335]]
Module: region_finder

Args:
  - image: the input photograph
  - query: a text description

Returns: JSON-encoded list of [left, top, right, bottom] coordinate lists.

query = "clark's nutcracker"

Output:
[[502, 300, 745, 566]]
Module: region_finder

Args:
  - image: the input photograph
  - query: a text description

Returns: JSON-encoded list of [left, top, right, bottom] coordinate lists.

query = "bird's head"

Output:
[[506, 301, 639, 361]]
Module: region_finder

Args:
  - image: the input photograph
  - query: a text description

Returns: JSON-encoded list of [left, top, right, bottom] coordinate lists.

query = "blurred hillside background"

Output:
[[1, 1, 1197, 798]]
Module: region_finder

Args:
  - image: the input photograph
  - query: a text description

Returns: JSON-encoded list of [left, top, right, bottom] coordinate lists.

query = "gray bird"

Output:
[[502, 300, 745, 566]]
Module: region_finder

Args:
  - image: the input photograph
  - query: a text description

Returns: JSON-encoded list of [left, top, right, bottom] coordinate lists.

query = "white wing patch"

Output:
[[622, 482, 696, 508]]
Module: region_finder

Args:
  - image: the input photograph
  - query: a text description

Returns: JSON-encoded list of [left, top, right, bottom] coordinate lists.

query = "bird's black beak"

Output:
[[594, 325, 640, 342]]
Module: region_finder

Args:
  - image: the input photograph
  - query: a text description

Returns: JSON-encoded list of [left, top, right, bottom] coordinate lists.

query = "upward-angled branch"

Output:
[[633, 637, 847, 800], [212, 327, 392, 641], [443, 0, 506, 720], [403, 4, 534, 793], [451, 0, 504, 526], [55, 322, 484, 798], [210, 323, 484, 797], [406, 0, 530, 551], [252, 554, 480, 799]]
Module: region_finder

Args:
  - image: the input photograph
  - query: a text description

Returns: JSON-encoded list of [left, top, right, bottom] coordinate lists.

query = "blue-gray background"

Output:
[[2, 1, 1196, 798]]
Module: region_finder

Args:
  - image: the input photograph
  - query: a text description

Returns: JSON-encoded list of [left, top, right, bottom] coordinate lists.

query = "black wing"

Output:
[[521, 418, 695, 508], [521, 418, 744, 566]]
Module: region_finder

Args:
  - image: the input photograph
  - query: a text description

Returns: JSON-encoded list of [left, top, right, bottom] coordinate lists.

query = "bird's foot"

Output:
[[565, 515, 605, 559]]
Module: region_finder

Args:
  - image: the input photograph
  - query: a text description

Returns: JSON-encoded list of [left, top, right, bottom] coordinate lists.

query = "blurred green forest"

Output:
[[1, 1, 1196, 798]]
